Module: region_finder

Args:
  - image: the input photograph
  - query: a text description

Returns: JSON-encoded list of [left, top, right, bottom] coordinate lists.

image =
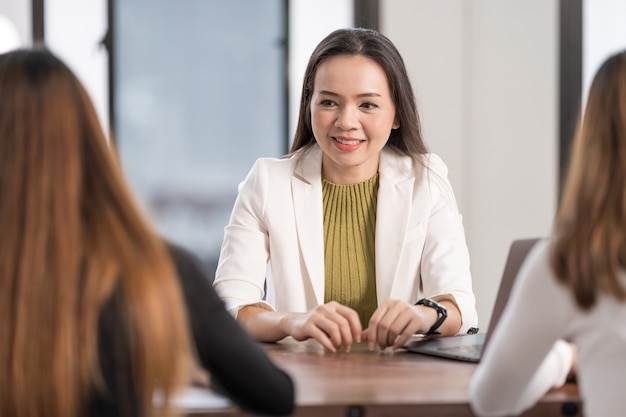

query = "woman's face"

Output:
[[310, 54, 399, 185]]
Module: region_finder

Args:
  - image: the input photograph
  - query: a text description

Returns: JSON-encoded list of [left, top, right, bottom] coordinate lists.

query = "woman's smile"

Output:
[[332, 136, 364, 151]]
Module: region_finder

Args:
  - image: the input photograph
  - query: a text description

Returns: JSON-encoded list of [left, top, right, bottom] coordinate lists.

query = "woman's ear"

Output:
[[392, 119, 400, 129]]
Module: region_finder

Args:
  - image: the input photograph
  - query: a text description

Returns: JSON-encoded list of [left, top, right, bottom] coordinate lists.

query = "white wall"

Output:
[[0, 0, 109, 136], [0, 1, 107, 133], [0, 14, 20, 52], [0, 0, 29, 46], [582, 0, 626, 104], [45, 0, 109, 135], [382, 0, 559, 330], [288, 0, 353, 143]]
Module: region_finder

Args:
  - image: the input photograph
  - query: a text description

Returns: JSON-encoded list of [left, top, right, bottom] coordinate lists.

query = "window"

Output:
[[113, 0, 287, 278]]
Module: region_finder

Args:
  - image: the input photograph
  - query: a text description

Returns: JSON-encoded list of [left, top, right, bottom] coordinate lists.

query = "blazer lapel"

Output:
[[292, 146, 325, 305], [375, 148, 415, 303]]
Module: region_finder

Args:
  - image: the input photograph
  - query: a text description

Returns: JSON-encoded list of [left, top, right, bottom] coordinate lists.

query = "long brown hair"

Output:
[[290, 28, 427, 158], [551, 50, 626, 309], [0, 48, 192, 416]]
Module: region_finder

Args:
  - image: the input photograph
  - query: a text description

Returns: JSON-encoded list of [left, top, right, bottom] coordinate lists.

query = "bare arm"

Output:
[[236, 304, 291, 342], [237, 302, 363, 352], [437, 299, 462, 335]]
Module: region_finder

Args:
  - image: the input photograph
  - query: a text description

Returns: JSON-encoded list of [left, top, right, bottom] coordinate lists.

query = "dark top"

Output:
[[89, 242, 295, 417]]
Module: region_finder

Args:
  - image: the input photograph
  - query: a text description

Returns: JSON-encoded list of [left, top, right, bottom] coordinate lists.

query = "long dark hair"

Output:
[[0, 47, 192, 417], [290, 28, 427, 157]]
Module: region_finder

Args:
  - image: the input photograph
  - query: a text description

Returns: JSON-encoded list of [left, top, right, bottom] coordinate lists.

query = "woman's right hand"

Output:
[[280, 302, 362, 352]]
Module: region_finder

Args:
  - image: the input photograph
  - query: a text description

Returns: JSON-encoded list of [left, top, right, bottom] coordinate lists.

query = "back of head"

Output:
[[551, 50, 626, 308], [0, 48, 191, 417], [290, 28, 427, 157]]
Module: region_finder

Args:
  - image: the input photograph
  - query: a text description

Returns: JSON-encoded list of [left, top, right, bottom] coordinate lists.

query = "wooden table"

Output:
[[191, 338, 582, 416]]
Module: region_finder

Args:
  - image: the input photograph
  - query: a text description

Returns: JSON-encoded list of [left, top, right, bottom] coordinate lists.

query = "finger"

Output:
[[392, 327, 418, 350], [311, 330, 337, 353], [375, 304, 407, 349], [318, 306, 356, 352], [310, 327, 337, 352], [377, 311, 401, 350], [345, 307, 364, 344], [390, 317, 418, 349], [361, 328, 370, 343], [313, 314, 345, 351], [391, 309, 423, 350], [366, 304, 388, 350], [294, 308, 342, 352], [334, 304, 363, 350]]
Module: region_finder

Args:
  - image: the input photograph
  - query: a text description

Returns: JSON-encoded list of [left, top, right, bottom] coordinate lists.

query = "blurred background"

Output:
[[1, 0, 625, 330]]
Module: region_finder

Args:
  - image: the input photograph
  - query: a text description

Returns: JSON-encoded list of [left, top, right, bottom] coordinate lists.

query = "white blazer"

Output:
[[214, 144, 478, 333]]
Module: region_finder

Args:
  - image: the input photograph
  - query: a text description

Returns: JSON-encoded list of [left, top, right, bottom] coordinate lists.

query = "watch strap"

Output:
[[415, 298, 448, 335]]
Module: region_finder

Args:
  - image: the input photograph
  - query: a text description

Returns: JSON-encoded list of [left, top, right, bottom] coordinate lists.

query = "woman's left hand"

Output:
[[362, 298, 437, 351]]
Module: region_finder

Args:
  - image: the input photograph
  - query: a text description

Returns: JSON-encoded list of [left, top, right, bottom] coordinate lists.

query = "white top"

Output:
[[213, 144, 478, 333], [469, 239, 626, 417]]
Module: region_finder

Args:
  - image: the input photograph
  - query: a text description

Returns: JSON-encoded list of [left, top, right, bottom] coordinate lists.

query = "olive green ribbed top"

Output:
[[322, 173, 379, 328]]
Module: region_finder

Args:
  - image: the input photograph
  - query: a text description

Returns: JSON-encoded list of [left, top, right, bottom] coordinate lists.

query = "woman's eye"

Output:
[[320, 99, 335, 107], [361, 102, 377, 109]]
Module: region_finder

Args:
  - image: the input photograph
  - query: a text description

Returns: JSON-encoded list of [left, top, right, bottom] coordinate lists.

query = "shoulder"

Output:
[[164, 240, 225, 310], [380, 148, 448, 178], [247, 155, 293, 176], [514, 239, 574, 304], [236, 156, 293, 197], [245, 145, 321, 185], [244, 151, 303, 181], [422, 153, 454, 195], [379, 150, 456, 203], [165, 241, 207, 283], [409, 152, 455, 200], [166, 240, 198, 267], [423, 153, 449, 176], [518, 240, 554, 284]]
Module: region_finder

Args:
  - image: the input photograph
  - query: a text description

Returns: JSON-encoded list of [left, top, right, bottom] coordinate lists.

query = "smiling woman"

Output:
[[213, 27, 478, 353]]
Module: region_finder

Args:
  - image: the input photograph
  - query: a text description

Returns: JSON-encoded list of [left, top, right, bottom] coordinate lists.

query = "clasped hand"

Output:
[[281, 299, 430, 352]]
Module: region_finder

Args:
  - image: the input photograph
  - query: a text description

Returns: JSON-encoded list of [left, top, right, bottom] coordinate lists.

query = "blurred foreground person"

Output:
[[0, 47, 293, 417], [470, 50, 626, 417]]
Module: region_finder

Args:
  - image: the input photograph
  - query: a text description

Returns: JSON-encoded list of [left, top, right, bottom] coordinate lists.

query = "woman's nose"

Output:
[[334, 106, 359, 130]]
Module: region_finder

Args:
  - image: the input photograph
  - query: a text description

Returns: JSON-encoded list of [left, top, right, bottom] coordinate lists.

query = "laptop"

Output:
[[404, 238, 541, 363]]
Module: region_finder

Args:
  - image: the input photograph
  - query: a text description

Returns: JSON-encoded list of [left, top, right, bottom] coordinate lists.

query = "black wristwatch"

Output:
[[415, 298, 447, 335]]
